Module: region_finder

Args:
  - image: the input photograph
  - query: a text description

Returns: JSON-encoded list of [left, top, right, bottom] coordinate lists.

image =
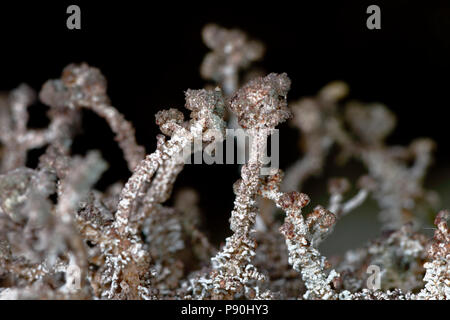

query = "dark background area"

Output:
[[0, 1, 449, 250]]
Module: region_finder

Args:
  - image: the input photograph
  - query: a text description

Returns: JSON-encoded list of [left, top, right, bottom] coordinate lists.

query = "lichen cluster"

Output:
[[0, 24, 448, 300]]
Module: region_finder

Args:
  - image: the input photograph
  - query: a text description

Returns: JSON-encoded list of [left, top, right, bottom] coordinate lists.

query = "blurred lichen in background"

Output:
[[0, 24, 448, 300]]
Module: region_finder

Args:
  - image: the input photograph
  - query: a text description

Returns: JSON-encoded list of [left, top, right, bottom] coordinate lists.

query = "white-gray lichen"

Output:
[[0, 24, 447, 300]]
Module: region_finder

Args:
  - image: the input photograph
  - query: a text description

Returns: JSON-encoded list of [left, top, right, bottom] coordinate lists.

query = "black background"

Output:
[[0, 1, 449, 246]]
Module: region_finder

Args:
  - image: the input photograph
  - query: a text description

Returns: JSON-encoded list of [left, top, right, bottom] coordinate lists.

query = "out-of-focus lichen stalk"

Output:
[[326, 177, 370, 221], [40, 63, 145, 172], [282, 81, 350, 192], [0, 85, 51, 173], [201, 24, 264, 97], [54, 151, 107, 293], [344, 102, 436, 230], [174, 188, 217, 262]]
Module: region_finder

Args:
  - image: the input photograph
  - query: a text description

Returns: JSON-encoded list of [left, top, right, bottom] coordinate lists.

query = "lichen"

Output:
[[0, 24, 447, 300]]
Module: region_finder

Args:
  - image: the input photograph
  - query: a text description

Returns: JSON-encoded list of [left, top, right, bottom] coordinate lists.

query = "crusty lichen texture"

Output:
[[0, 24, 448, 300]]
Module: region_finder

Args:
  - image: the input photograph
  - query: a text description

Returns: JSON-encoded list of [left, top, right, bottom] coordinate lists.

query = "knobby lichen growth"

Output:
[[0, 24, 448, 300]]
